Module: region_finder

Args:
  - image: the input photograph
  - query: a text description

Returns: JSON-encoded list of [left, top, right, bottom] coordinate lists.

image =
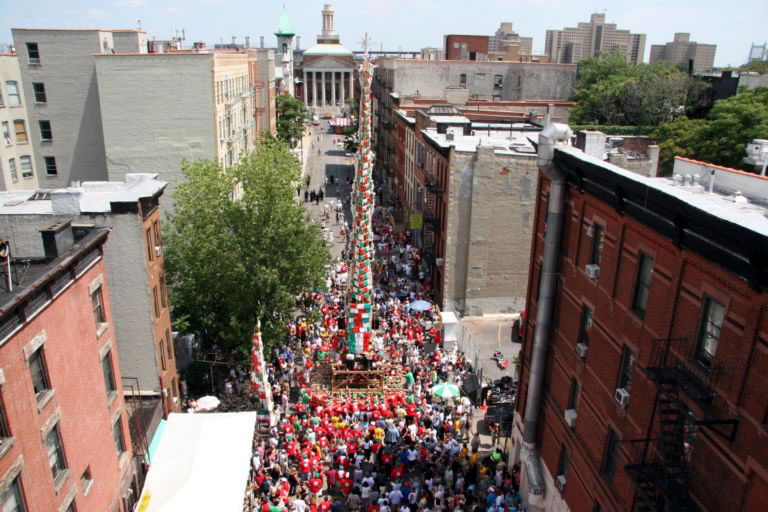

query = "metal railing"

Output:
[[444, 299, 484, 386]]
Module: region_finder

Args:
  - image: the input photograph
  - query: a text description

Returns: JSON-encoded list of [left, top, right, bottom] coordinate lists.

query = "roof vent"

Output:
[[731, 191, 749, 204], [672, 174, 683, 186]]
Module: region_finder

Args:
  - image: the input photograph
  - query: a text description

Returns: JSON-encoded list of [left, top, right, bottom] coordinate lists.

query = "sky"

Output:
[[1, 0, 766, 67]]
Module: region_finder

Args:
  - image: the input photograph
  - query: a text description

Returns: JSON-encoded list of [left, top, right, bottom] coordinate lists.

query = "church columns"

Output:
[[321, 71, 326, 106], [349, 71, 354, 101], [340, 71, 346, 107], [312, 71, 317, 108], [331, 71, 337, 106]]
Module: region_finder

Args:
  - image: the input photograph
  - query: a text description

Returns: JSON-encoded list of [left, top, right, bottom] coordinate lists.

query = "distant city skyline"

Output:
[[2, 0, 765, 67]]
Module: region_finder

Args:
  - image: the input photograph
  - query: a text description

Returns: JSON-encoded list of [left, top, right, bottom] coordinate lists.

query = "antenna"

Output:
[[360, 33, 374, 58], [137, 18, 142, 31]]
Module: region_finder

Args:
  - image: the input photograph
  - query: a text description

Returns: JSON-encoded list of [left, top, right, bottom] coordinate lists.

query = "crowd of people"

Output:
[[241, 201, 525, 512]]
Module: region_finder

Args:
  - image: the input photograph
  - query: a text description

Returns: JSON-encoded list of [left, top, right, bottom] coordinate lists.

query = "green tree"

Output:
[[164, 138, 330, 357], [739, 60, 768, 74], [570, 54, 709, 127], [276, 94, 309, 147], [654, 87, 768, 173]]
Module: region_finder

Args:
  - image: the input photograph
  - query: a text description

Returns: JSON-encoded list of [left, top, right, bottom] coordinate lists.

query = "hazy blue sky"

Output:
[[2, 0, 765, 67]]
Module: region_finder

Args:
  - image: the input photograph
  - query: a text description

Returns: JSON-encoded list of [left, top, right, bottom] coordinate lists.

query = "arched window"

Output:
[[282, 43, 288, 54]]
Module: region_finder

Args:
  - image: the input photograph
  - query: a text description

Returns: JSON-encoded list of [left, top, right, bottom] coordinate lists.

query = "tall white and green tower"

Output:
[[275, 9, 295, 96]]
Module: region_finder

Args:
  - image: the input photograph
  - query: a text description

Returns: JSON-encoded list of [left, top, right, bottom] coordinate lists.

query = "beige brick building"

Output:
[[0, 52, 39, 190], [649, 33, 716, 73], [545, 13, 646, 65]]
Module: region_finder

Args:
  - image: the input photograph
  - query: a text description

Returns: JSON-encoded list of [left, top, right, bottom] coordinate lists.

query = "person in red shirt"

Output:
[[308, 474, 323, 494], [391, 463, 404, 480], [319, 498, 332, 512], [340, 476, 354, 495], [299, 455, 312, 481]]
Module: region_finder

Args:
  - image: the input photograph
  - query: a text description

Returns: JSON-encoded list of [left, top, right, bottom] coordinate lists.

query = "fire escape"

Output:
[[625, 338, 738, 512], [423, 161, 441, 266]]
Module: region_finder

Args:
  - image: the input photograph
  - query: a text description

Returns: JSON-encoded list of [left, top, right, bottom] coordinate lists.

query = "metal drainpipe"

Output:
[[521, 123, 572, 505]]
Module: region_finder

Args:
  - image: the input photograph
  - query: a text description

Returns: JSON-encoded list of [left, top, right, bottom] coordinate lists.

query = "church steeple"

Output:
[[275, 8, 295, 37], [275, 7, 295, 96], [317, 4, 340, 44]]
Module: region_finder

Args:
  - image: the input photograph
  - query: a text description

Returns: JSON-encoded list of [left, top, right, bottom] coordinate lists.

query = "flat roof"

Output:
[[303, 43, 353, 56], [12, 28, 145, 33], [0, 173, 166, 215], [0, 228, 109, 317], [422, 127, 539, 155], [558, 146, 768, 238]]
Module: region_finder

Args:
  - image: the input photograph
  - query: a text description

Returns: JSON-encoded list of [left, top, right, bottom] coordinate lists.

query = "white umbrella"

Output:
[[194, 396, 220, 412], [408, 300, 432, 313], [431, 382, 460, 400]]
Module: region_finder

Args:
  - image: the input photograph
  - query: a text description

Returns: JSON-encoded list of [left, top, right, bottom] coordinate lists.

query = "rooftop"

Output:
[[303, 43, 353, 56], [0, 173, 166, 215], [0, 227, 109, 320], [422, 125, 539, 155], [557, 146, 768, 239]]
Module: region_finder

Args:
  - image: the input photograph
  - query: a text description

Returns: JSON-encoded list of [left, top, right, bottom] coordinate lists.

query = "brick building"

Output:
[[444, 35, 489, 61], [0, 225, 138, 511], [513, 132, 768, 511]]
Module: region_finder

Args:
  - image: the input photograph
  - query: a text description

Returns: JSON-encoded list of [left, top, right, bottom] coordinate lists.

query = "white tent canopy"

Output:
[[137, 412, 256, 511]]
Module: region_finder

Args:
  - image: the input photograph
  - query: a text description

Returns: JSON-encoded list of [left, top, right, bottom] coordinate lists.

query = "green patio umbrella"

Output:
[[431, 382, 460, 400]]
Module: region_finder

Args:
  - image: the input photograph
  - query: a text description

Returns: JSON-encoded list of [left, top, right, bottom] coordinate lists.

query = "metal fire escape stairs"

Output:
[[626, 337, 739, 512]]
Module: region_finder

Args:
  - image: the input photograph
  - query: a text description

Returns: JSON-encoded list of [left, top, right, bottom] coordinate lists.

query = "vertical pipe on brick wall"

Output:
[[521, 123, 572, 504]]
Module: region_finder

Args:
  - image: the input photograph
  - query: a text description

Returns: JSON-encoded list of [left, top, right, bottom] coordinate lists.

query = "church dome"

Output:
[[275, 10, 294, 37]]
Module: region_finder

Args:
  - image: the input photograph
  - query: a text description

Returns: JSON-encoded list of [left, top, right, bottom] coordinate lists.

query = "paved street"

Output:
[[299, 121, 355, 259], [462, 315, 522, 383]]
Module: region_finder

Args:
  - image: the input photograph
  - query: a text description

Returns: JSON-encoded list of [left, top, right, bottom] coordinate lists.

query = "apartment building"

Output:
[[0, 225, 138, 511], [0, 174, 179, 437], [11, 29, 147, 189], [545, 13, 646, 65], [514, 132, 768, 511], [0, 52, 39, 190], [444, 35, 489, 61], [392, 104, 539, 314], [650, 33, 717, 73], [248, 48, 278, 138]]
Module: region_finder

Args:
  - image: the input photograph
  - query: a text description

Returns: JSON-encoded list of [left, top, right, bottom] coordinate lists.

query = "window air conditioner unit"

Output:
[[615, 387, 630, 409], [564, 409, 577, 428], [155, 246, 163, 257], [575, 343, 588, 359], [555, 475, 567, 491], [585, 264, 600, 280], [435, 258, 444, 267]]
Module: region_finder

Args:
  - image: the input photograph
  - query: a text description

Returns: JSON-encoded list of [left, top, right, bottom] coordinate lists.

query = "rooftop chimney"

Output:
[[245, 36, 250, 48], [260, 36, 265, 48], [41, 221, 75, 260], [296, 36, 301, 50]]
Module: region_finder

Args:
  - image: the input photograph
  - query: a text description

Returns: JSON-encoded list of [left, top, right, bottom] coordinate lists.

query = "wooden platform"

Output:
[[331, 367, 386, 393]]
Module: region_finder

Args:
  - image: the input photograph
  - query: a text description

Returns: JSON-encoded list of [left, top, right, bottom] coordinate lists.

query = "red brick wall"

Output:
[[445, 35, 489, 60], [0, 254, 132, 511], [519, 172, 768, 511]]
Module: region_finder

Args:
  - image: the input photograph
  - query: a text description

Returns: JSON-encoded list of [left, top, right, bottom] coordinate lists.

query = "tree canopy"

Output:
[[570, 54, 709, 127], [653, 86, 768, 172], [164, 138, 330, 357], [276, 94, 309, 147]]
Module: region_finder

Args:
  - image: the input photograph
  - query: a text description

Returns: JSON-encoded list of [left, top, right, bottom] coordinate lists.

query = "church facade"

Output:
[[298, 4, 356, 114]]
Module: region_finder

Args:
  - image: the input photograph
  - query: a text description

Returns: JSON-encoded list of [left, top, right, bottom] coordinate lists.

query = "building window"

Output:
[[617, 346, 635, 391], [160, 275, 168, 308], [165, 329, 173, 360], [153, 220, 162, 247], [19, 156, 33, 179], [112, 416, 125, 455], [26, 42, 40, 65], [631, 253, 653, 316], [2, 122, 10, 145], [29, 347, 51, 401], [64, 501, 76, 512], [32, 83, 46, 103], [153, 286, 160, 318], [81, 466, 93, 496], [567, 378, 580, 411], [102, 350, 116, 396], [8, 159, 17, 183], [44, 156, 57, 176], [600, 428, 620, 480], [556, 443, 570, 480], [494, 74, 504, 88], [459, 74, 467, 87], [0, 86, 4, 107], [159, 339, 167, 371], [0, 476, 26, 512], [45, 425, 67, 481], [13, 120, 27, 144], [0, 391, 11, 441], [5, 82, 21, 106], [91, 286, 106, 326], [578, 306, 593, 344], [39, 120, 52, 142], [145, 229, 153, 261], [695, 297, 725, 369], [590, 223, 605, 265]]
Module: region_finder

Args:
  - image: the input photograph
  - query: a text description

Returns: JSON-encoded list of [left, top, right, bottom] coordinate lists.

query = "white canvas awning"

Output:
[[137, 412, 256, 511]]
